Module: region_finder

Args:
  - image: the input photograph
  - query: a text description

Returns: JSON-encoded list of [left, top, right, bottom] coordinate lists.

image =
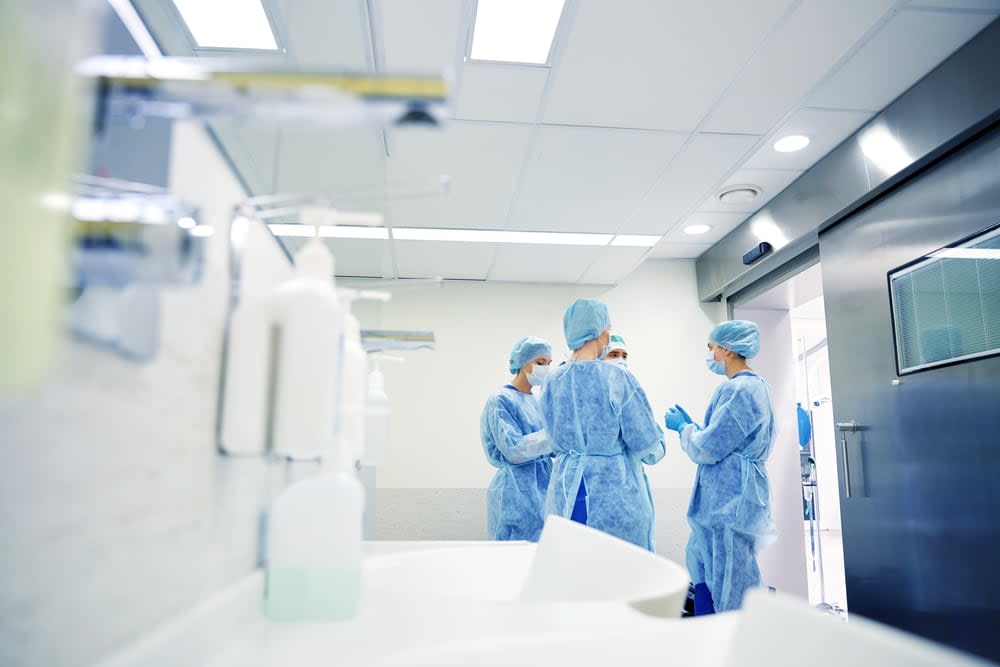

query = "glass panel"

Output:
[[889, 224, 1000, 374]]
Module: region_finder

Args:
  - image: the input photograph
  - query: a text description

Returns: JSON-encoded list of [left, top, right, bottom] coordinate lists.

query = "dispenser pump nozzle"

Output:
[[295, 206, 335, 280]]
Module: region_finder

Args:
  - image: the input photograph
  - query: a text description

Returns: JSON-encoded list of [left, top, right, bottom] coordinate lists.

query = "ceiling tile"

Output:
[[280, 237, 393, 278], [489, 244, 603, 282], [237, 128, 281, 194], [698, 168, 804, 213], [665, 211, 749, 243], [647, 242, 714, 259], [741, 108, 873, 170], [393, 240, 496, 280], [808, 9, 998, 111], [703, 0, 895, 134], [278, 0, 370, 69], [508, 126, 687, 234], [542, 0, 796, 131], [386, 122, 533, 229], [578, 247, 650, 284], [274, 128, 386, 196], [207, 124, 279, 195], [454, 65, 549, 123], [622, 133, 760, 233], [378, 0, 464, 72]]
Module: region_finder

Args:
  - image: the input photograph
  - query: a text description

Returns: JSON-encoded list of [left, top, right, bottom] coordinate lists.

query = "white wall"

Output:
[[734, 307, 810, 599], [362, 260, 725, 563], [0, 123, 289, 667]]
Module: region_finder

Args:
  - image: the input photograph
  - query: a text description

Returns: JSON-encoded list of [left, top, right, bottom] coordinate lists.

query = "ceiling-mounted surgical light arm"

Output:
[[76, 56, 451, 135]]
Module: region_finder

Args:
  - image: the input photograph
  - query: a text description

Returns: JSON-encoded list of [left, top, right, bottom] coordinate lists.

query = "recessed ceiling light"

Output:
[[684, 224, 712, 236], [190, 225, 215, 237], [773, 135, 810, 153], [718, 185, 761, 205], [610, 235, 661, 247], [391, 227, 611, 246], [469, 0, 565, 64], [172, 0, 278, 50], [177, 217, 197, 229]]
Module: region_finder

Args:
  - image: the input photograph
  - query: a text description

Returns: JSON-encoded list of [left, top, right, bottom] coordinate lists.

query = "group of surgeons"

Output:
[[479, 298, 776, 616]]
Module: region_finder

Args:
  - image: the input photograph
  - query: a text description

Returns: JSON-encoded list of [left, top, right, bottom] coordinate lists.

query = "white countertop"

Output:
[[97, 541, 741, 667]]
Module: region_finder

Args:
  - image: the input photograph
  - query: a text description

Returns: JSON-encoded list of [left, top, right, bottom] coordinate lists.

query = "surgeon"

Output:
[[540, 299, 665, 551], [480, 336, 555, 542], [605, 335, 629, 367], [664, 320, 777, 615]]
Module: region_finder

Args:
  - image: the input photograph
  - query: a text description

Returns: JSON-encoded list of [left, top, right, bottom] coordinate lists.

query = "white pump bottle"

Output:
[[362, 354, 402, 466], [337, 289, 390, 464], [220, 209, 343, 458]]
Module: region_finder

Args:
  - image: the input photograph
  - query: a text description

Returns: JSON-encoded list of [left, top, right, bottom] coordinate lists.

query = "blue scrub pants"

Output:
[[570, 477, 588, 524]]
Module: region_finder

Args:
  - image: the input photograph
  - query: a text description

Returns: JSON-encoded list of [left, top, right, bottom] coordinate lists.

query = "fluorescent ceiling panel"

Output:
[[268, 224, 389, 240], [172, 0, 277, 50], [470, 0, 565, 64], [611, 235, 661, 247], [391, 227, 611, 246]]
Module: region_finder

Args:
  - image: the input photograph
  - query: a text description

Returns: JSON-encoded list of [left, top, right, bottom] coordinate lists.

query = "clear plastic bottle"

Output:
[[264, 441, 364, 621]]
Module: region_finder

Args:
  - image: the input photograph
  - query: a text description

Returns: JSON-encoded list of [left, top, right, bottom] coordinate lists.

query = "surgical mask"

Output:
[[706, 350, 726, 375], [609, 358, 628, 369], [528, 364, 551, 386]]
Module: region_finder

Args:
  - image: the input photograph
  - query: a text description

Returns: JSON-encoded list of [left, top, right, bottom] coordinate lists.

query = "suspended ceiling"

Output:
[[134, 0, 1000, 283]]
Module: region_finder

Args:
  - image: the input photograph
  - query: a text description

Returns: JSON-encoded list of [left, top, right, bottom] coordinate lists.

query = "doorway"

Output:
[[733, 262, 847, 613]]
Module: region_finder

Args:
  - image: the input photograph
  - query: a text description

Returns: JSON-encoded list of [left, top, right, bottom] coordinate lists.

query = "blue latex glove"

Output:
[[674, 404, 694, 425], [664, 406, 692, 432]]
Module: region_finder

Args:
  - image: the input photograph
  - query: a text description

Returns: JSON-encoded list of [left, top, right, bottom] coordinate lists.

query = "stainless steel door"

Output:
[[819, 124, 1000, 661]]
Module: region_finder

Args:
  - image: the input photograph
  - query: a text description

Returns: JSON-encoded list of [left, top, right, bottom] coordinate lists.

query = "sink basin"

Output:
[[520, 516, 691, 616], [364, 542, 534, 602], [364, 517, 690, 615]]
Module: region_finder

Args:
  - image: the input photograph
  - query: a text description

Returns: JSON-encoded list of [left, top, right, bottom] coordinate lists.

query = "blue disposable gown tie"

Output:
[[680, 373, 777, 612], [481, 385, 554, 541], [540, 361, 665, 551]]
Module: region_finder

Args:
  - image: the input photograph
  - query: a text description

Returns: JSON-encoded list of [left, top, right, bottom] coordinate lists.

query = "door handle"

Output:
[[836, 421, 863, 498]]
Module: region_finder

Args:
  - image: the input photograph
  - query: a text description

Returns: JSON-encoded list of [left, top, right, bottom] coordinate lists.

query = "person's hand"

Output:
[[664, 406, 691, 432], [674, 404, 694, 425]]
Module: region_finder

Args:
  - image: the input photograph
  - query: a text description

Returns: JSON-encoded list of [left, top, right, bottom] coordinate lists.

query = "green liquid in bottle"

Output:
[[265, 567, 361, 621]]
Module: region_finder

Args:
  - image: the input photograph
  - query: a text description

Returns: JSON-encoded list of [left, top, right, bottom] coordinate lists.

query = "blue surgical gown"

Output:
[[540, 361, 666, 551], [481, 385, 554, 541], [680, 372, 777, 611]]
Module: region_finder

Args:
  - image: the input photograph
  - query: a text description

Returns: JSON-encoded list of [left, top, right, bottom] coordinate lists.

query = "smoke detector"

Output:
[[718, 185, 761, 205]]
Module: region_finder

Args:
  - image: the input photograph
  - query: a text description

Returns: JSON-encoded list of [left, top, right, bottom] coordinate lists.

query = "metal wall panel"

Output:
[[697, 18, 1000, 302], [819, 123, 1000, 661]]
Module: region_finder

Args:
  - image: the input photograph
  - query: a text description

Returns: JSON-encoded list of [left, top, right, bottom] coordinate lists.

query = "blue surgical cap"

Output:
[[563, 299, 610, 350], [509, 336, 552, 374], [709, 320, 761, 359]]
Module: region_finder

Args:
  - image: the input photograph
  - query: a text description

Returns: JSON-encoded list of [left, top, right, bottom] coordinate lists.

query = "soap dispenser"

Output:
[[220, 208, 343, 457], [362, 354, 401, 467], [264, 438, 364, 621], [337, 289, 390, 464]]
